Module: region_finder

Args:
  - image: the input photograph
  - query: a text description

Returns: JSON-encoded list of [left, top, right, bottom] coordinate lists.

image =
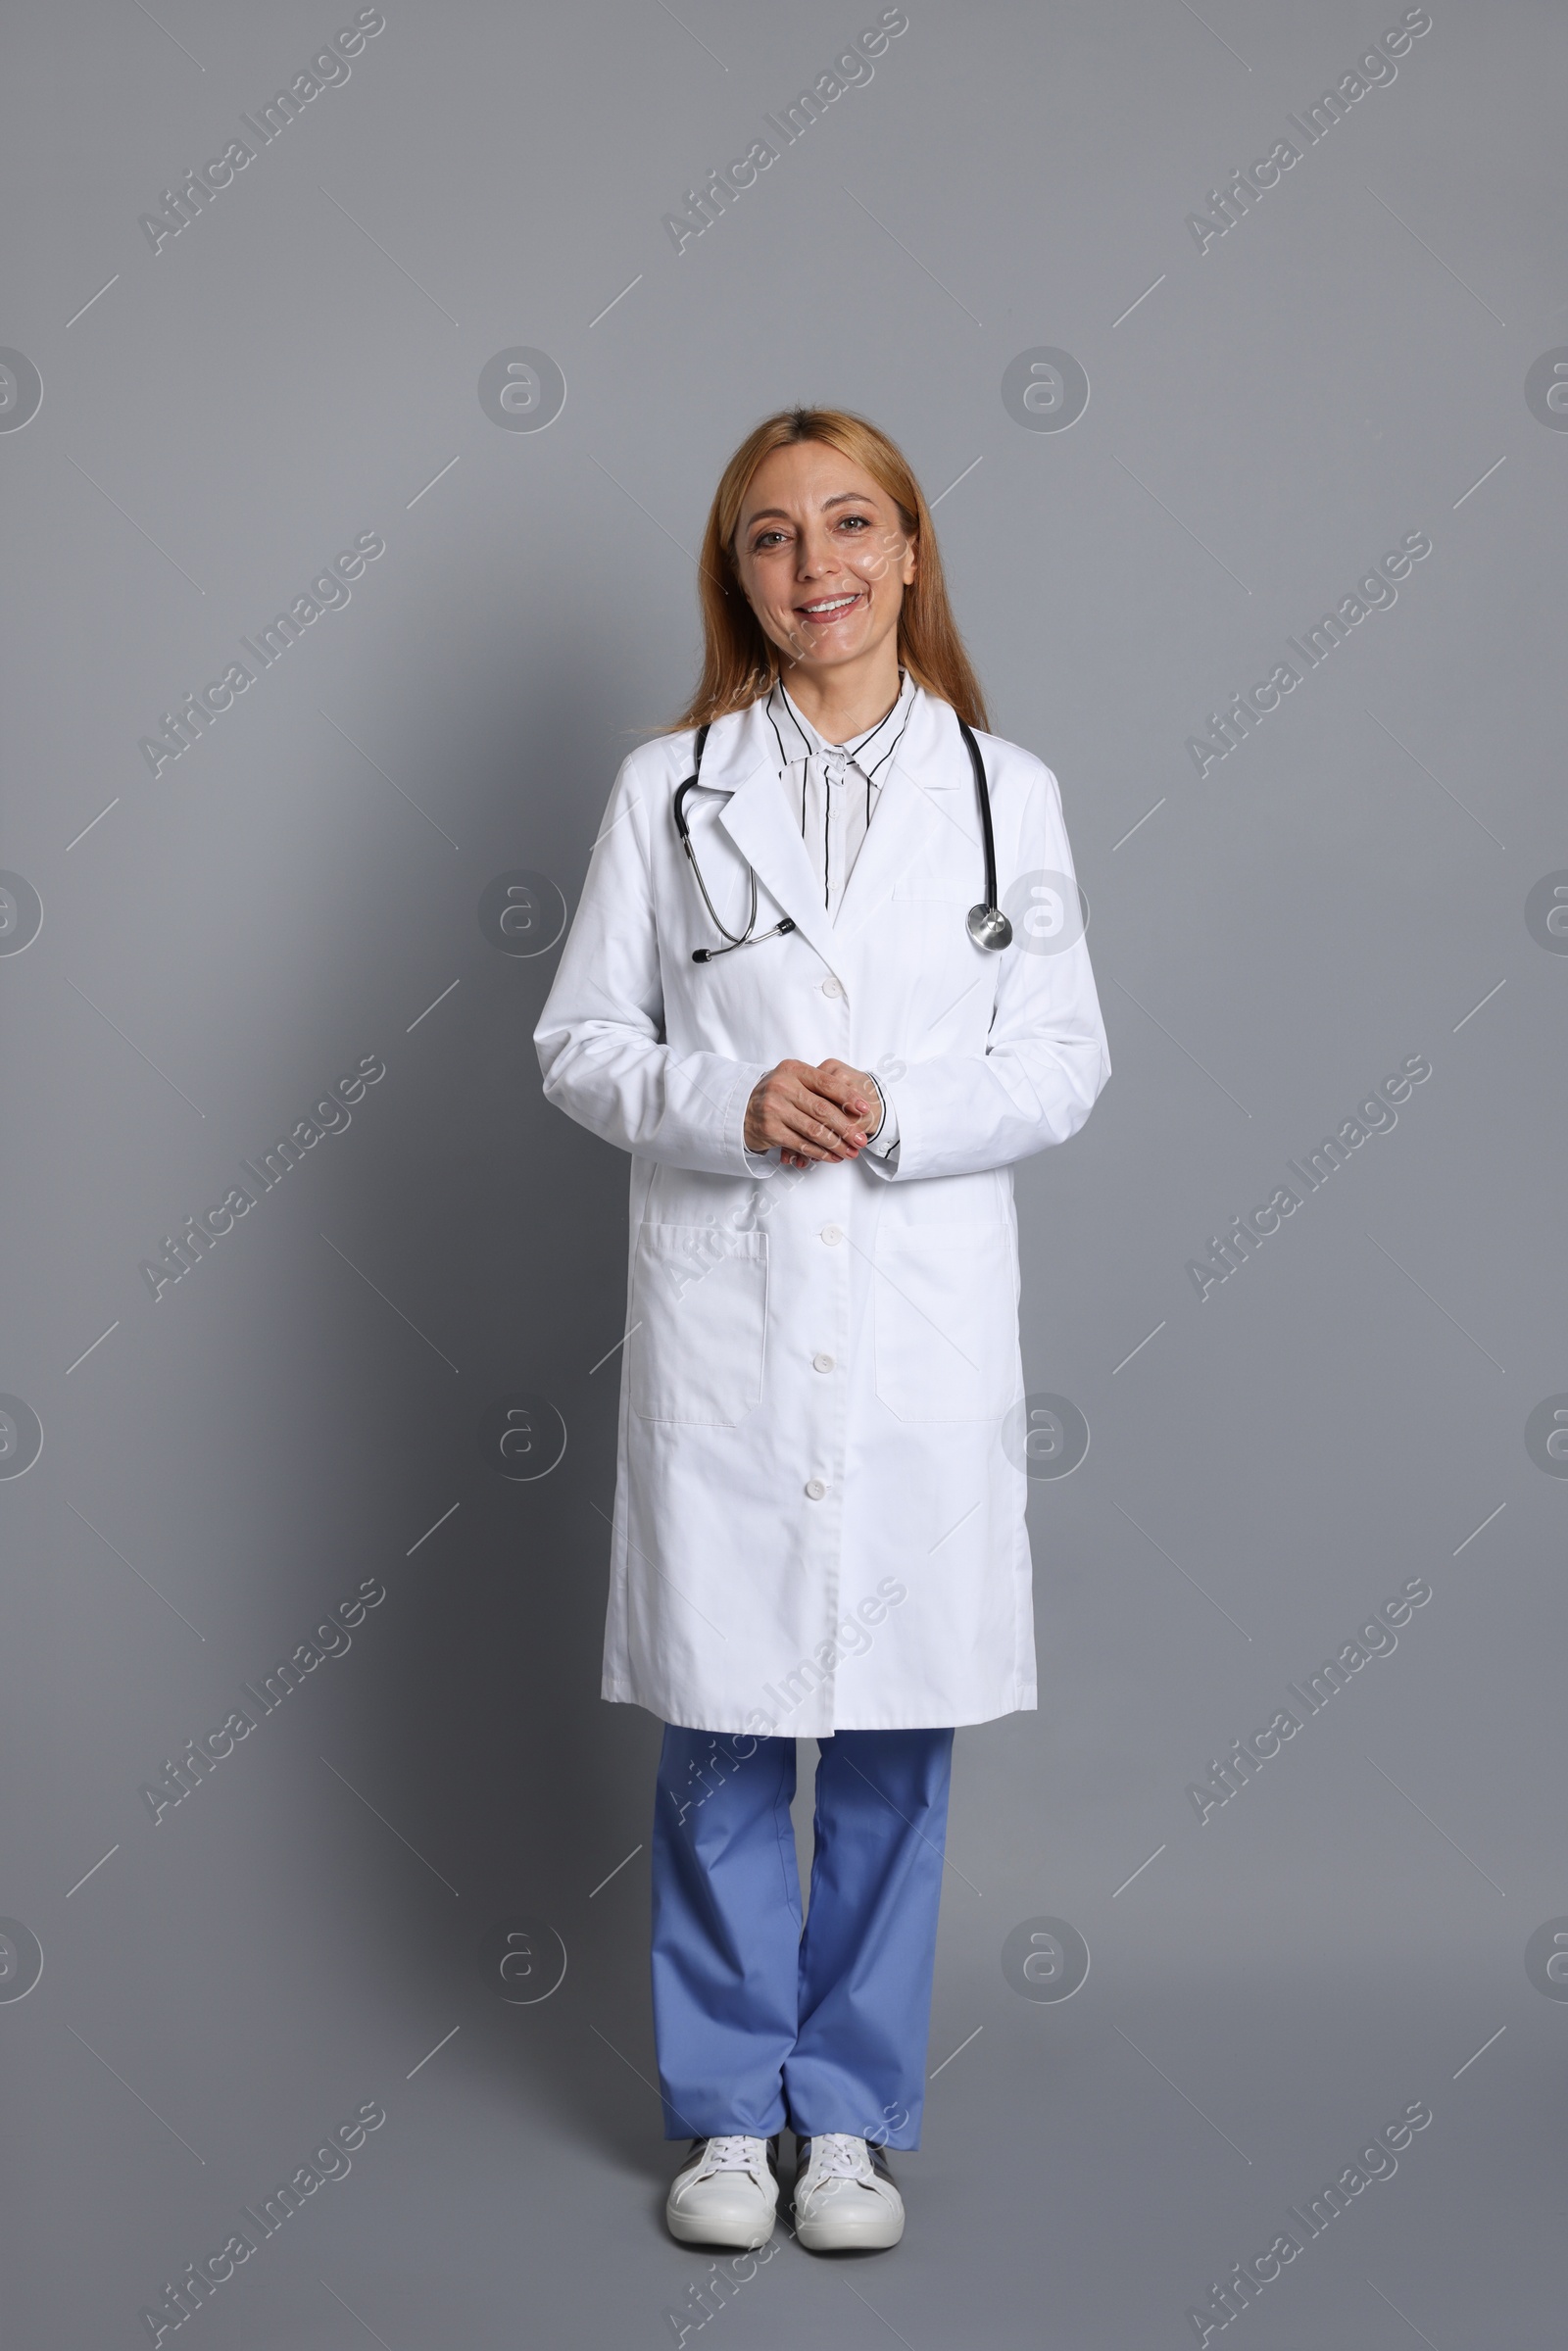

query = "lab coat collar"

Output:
[[708, 682, 966, 973]]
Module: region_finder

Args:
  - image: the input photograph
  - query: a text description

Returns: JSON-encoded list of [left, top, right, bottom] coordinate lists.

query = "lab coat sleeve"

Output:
[[862, 761, 1110, 1184], [533, 753, 777, 1177]]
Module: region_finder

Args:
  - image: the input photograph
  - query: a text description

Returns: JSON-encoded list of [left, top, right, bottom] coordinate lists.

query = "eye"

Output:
[[837, 513, 871, 531], [751, 528, 788, 553]]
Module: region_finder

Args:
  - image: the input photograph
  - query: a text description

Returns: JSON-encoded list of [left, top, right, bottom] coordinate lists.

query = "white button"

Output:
[[821, 976, 844, 999], [805, 1478, 827, 1500], [820, 1224, 844, 1247], [812, 1351, 835, 1373]]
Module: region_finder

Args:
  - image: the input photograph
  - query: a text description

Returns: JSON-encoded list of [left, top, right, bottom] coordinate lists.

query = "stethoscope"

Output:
[[673, 709, 1012, 963]]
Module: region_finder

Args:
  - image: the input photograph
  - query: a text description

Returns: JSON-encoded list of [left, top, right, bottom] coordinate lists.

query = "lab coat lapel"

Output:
[[832, 688, 972, 943], [709, 699, 841, 974]]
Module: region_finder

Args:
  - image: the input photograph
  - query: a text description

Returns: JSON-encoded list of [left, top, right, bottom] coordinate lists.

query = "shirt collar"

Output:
[[766, 666, 914, 779]]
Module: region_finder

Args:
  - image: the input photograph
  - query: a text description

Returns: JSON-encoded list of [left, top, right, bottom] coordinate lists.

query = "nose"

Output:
[[794, 520, 839, 580]]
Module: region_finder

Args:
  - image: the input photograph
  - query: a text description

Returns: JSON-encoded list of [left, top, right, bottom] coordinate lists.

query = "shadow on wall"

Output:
[[307, 609, 677, 2171]]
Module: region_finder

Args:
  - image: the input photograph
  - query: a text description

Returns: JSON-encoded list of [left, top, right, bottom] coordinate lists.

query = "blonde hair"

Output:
[[666, 407, 989, 733]]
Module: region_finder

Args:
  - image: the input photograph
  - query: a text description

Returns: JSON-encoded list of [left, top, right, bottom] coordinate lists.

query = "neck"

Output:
[[779, 651, 904, 744]]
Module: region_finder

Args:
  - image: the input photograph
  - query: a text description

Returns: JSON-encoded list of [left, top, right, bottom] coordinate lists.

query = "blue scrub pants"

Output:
[[650, 1725, 955, 2153]]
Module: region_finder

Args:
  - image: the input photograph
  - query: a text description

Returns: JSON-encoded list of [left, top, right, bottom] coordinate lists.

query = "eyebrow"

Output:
[[742, 491, 875, 530]]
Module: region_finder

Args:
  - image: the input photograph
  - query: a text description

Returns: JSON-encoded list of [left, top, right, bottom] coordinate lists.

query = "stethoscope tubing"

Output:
[[673, 706, 1009, 961], [956, 714, 1000, 922], [674, 731, 800, 960]]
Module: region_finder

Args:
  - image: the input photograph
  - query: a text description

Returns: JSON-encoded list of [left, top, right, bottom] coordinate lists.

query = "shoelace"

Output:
[[692, 2135, 771, 2179], [801, 2132, 876, 2184]]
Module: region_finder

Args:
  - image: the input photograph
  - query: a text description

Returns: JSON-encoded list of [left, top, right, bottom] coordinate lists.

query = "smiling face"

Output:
[[731, 439, 917, 691]]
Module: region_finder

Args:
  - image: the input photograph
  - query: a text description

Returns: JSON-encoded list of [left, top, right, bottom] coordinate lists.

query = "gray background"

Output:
[[3, 1, 1565, 2342]]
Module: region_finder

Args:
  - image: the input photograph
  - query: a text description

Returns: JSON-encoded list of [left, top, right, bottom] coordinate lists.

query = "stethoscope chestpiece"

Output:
[[966, 902, 1013, 952]]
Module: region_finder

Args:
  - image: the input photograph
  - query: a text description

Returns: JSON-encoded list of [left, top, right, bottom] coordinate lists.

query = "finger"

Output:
[[782, 1114, 855, 1159], [821, 1070, 874, 1117], [766, 1065, 851, 1140], [758, 1089, 839, 1157], [775, 1097, 859, 1158], [761, 1094, 851, 1155], [759, 1068, 867, 1154], [789, 1074, 868, 1141], [787, 1100, 864, 1154], [812, 1062, 875, 1118]]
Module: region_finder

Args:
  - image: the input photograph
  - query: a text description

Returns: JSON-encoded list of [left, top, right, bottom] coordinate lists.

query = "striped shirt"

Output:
[[761, 667, 914, 1159], [764, 667, 916, 920]]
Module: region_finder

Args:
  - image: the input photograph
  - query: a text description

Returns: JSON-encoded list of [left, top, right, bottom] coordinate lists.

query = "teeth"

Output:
[[804, 595, 858, 614]]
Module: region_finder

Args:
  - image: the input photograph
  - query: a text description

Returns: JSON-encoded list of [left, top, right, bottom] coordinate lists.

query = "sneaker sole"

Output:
[[794, 2207, 905, 2253], [665, 2205, 778, 2251]]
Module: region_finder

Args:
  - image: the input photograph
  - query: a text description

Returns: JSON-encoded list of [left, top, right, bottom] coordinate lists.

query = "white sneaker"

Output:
[[664, 2135, 781, 2248], [792, 2133, 906, 2251]]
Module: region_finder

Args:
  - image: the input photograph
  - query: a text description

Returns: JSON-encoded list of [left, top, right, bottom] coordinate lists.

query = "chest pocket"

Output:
[[629, 1224, 768, 1426], [873, 1223, 1021, 1422]]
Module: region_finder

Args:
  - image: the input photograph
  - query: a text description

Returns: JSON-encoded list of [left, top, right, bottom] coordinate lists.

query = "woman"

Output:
[[534, 408, 1110, 2254]]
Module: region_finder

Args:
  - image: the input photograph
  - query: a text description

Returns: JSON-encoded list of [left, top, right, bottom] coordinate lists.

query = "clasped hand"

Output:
[[744, 1058, 883, 1171]]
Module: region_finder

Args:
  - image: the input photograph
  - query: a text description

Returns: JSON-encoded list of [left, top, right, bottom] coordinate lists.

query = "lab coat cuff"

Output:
[[865, 1060, 948, 1182], [866, 1082, 900, 1154], [859, 1084, 901, 1180]]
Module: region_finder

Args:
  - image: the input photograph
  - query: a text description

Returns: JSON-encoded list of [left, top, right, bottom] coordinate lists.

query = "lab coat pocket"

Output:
[[629, 1223, 769, 1426], [873, 1224, 1021, 1423]]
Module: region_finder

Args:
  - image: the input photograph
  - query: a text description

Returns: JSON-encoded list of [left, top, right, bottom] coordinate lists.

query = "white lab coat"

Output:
[[533, 684, 1110, 1735]]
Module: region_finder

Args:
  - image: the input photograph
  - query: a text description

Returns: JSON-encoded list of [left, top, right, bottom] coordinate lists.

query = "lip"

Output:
[[795, 589, 864, 624]]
